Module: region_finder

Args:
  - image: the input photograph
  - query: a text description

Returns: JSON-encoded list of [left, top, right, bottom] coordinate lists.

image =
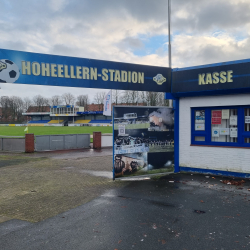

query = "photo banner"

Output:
[[0, 48, 171, 92], [113, 106, 174, 179]]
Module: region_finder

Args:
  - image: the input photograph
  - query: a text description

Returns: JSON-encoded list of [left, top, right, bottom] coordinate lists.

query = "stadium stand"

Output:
[[28, 120, 50, 124], [89, 120, 112, 124], [48, 120, 64, 124], [75, 120, 91, 124]]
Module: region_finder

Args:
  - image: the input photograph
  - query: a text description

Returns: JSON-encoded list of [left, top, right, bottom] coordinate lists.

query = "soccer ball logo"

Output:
[[0, 59, 20, 83]]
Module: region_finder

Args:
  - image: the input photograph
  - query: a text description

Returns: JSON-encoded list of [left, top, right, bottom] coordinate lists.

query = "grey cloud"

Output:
[[60, 0, 169, 22], [173, 36, 250, 68], [1, 0, 250, 42], [172, 0, 250, 33], [117, 37, 144, 51], [1, 41, 27, 52]]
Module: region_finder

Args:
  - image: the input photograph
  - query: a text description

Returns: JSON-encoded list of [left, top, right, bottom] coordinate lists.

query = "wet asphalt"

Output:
[[1, 148, 250, 249]]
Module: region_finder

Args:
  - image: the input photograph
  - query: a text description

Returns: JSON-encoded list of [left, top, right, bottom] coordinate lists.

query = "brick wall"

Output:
[[93, 132, 101, 149], [25, 133, 35, 153], [179, 93, 250, 174]]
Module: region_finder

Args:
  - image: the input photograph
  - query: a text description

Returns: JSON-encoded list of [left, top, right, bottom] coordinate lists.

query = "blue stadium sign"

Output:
[[0, 48, 171, 92], [172, 58, 250, 97]]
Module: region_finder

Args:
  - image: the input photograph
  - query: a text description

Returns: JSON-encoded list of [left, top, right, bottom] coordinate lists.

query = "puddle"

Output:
[[79, 170, 112, 178]]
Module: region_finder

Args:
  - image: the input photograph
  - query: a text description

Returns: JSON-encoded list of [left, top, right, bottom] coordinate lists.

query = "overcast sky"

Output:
[[1, 0, 250, 103]]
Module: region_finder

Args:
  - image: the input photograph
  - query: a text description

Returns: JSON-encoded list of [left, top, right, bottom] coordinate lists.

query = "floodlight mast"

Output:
[[168, 0, 173, 108], [168, 0, 171, 68]]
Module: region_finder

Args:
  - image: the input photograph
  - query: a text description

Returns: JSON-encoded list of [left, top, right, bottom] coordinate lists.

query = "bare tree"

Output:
[[62, 93, 76, 105], [0, 96, 25, 122], [33, 95, 49, 112], [76, 94, 89, 110], [94, 91, 106, 111], [129, 91, 138, 105], [157, 92, 169, 106], [50, 95, 62, 106], [0, 96, 11, 121], [11, 96, 24, 121], [144, 92, 169, 106], [112, 90, 121, 105], [139, 91, 147, 105], [121, 90, 130, 104], [23, 97, 32, 112]]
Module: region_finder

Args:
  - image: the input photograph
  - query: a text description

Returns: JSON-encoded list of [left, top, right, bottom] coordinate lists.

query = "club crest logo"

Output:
[[0, 59, 20, 83], [153, 74, 166, 85]]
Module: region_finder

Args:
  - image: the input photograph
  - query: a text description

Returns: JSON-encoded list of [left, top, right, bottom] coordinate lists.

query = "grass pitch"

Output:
[[0, 126, 112, 137]]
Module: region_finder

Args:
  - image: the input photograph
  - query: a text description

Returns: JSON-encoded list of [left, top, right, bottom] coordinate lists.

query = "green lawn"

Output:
[[0, 126, 112, 137]]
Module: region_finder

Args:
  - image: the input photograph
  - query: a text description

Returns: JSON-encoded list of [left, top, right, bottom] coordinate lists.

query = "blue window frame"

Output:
[[191, 105, 250, 148]]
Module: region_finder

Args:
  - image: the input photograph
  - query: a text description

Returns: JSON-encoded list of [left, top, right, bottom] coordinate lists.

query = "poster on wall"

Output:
[[212, 128, 220, 137], [212, 110, 222, 125], [222, 109, 230, 119], [212, 117, 221, 125], [230, 116, 237, 126], [195, 110, 205, 123], [113, 106, 174, 179], [219, 128, 230, 135], [245, 116, 250, 124], [195, 124, 205, 131], [230, 128, 238, 138]]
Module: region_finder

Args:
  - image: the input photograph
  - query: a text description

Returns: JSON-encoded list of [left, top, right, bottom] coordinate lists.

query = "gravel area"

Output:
[[0, 150, 125, 223]]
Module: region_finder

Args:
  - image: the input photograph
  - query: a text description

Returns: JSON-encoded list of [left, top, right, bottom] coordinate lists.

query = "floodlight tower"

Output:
[[168, 0, 171, 69], [168, 0, 173, 108]]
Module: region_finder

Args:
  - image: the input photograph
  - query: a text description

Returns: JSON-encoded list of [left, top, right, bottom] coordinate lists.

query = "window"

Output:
[[191, 105, 250, 147]]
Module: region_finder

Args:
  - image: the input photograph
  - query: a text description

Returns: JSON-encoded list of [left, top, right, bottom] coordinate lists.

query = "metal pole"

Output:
[[168, 0, 173, 108], [168, 0, 171, 68]]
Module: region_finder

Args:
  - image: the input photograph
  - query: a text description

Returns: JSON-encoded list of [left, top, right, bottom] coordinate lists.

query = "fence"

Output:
[[35, 134, 90, 151], [101, 133, 113, 147], [0, 137, 25, 152]]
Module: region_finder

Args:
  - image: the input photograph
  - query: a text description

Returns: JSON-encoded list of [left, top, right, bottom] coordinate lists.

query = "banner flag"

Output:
[[103, 90, 112, 116]]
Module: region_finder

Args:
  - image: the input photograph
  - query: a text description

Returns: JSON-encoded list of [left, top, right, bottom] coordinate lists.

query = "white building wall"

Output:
[[179, 93, 250, 173]]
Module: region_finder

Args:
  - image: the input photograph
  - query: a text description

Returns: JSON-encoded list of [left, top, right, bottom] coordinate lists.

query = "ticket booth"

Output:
[[171, 58, 250, 178]]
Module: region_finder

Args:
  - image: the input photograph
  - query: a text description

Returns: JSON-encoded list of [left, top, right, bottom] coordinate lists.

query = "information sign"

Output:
[[219, 128, 230, 135], [212, 110, 222, 125], [195, 111, 205, 124], [222, 109, 230, 119], [230, 116, 237, 126], [195, 124, 205, 131], [245, 116, 250, 124], [212, 117, 221, 125], [212, 128, 220, 137], [230, 128, 238, 138]]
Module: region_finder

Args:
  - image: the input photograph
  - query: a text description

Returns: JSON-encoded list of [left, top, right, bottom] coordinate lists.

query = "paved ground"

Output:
[[0, 148, 119, 223], [1, 149, 250, 249]]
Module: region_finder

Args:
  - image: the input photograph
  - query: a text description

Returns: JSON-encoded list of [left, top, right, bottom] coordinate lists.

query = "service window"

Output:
[[191, 106, 250, 148], [211, 109, 237, 143]]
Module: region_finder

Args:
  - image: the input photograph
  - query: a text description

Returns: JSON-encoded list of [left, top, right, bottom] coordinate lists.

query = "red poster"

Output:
[[212, 117, 221, 124], [212, 110, 222, 118]]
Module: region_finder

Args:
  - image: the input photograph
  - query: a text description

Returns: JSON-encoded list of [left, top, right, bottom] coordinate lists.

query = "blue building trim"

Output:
[[77, 111, 103, 115], [112, 107, 115, 181], [179, 166, 250, 179], [165, 92, 176, 100], [174, 98, 179, 173], [172, 87, 250, 98], [172, 57, 250, 72]]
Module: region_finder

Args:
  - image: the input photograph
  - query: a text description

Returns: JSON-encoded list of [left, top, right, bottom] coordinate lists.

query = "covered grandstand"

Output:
[[22, 105, 112, 126]]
